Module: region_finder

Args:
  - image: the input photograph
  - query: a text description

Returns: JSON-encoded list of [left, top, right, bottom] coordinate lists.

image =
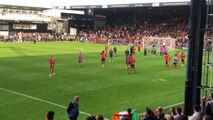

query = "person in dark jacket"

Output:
[[67, 96, 79, 120]]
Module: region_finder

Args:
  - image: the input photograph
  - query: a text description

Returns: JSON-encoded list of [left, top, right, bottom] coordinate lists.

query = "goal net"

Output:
[[143, 37, 176, 50]]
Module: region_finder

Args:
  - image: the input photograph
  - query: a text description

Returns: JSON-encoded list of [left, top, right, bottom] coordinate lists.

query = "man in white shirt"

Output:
[[206, 93, 213, 117], [174, 107, 182, 120], [189, 105, 202, 120]]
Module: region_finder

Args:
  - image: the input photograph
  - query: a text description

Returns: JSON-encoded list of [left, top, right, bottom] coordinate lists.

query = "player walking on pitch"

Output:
[[78, 52, 83, 67], [173, 54, 179, 70], [138, 44, 141, 54], [49, 56, 55, 76], [181, 52, 185, 66], [113, 45, 117, 57], [109, 49, 114, 63], [100, 50, 106, 67], [164, 53, 170, 69], [125, 54, 130, 69], [105, 44, 108, 53], [129, 54, 135, 74]]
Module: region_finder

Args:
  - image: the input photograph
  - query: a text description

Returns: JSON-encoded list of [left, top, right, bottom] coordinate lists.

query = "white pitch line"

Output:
[[163, 102, 184, 109], [138, 102, 184, 115], [0, 87, 109, 120]]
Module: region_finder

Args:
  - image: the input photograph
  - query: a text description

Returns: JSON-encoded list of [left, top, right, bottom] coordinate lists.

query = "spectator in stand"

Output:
[[155, 106, 165, 120], [46, 111, 55, 120], [188, 105, 202, 120], [166, 115, 174, 120], [174, 107, 182, 120], [142, 108, 157, 120], [121, 108, 134, 120], [86, 115, 96, 120], [97, 115, 104, 120], [126, 108, 135, 120], [179, 115, 188, 120], [206, 93, 213, 118], [169, 107, 177, 116]]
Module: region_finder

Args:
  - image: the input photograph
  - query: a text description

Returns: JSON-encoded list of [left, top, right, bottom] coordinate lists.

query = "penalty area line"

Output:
[[0, 87, 109, 120], [138, 101, 184, 115]]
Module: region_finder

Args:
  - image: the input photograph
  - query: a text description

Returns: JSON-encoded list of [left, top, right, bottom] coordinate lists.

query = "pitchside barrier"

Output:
[[91, 37, 176, 47], [143, 37, 176, 50]]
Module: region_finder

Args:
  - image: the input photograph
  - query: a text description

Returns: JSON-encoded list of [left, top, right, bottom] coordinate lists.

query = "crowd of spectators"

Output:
[[46, 93, 213, 120], [1, 33, 77, 42], [139, 93, 213, 120], [76, 15, 213, 48], [139, 105, 213, 120], [76, 16, 189, 48], [1, 15, 212, 49]]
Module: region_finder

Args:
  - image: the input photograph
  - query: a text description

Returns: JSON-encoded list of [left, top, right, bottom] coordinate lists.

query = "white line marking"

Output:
[[150, 80, 158, 82], [138, 102, 184, 115], [163, 102, 184, 109], [0, 87, 109, 120], [158, 79, 168, 82]]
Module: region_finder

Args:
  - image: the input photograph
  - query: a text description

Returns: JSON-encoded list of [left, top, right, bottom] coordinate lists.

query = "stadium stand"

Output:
[[0, 4, 74, 42], [1, 4, 211, 49], [0, 8, 51, 22], [76, 16, 189, 48]]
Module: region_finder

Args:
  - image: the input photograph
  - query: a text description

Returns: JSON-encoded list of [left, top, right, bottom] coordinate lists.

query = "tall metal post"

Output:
[[184, 0, 206, 115]]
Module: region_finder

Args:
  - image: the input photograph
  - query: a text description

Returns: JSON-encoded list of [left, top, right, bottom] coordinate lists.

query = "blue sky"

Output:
[[0, 0, 190, 8]]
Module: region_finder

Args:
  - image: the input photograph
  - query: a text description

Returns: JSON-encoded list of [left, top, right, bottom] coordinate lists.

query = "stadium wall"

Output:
[[8, 22, 50, 33]]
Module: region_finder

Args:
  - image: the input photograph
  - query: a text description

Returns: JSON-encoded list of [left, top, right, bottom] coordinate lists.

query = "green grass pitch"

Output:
[[0, 42, 186, 120]]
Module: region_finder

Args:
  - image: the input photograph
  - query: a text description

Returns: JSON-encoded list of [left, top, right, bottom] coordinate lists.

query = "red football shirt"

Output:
[[164, 55, 170, 62], [101, 52, 106, 59], [181, 54, 185, 60], [130, 57, 135, 65], [126, 55, 129, 61], [49, 57, 55, 67], [138, 45, 141, 50]]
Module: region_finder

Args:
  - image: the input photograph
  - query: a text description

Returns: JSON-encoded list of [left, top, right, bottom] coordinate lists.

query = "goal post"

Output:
[[142, 37, 176, 50]]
